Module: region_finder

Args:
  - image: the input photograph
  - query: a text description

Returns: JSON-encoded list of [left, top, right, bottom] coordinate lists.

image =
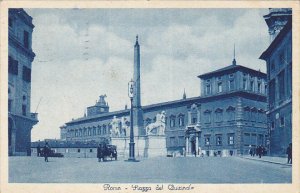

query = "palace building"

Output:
[[260, 8, 292, 156], [58, 37, 268, 157], [9, 9, 38, 156]]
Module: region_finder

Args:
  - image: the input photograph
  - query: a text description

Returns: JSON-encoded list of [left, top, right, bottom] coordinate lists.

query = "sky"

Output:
[[24, 8, 270, 141]]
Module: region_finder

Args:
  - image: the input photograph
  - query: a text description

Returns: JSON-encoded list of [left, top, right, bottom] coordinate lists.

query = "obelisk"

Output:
[[133, 35, 144, 136]]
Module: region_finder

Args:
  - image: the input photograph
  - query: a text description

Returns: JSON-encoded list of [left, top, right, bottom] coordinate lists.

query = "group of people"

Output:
[[37, 142, 51, 162], [249, 145, 266, 158]]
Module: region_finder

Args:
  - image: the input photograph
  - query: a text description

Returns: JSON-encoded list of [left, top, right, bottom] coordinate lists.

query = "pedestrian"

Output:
[[182, 147, 186, 157], [258, 145, 262, 158], [37, 144, 41, 157], [97, 144, 103, 162], [43, 142, 50, 162], [286, 143, 292, 164]]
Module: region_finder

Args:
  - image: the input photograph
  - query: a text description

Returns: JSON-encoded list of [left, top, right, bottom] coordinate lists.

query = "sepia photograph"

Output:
[[1, 1, 299, 193]]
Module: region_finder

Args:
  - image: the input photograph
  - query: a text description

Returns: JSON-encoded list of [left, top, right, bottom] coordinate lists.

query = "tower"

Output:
[[133, 35, 144, 136], [263, 8, 292, 42]]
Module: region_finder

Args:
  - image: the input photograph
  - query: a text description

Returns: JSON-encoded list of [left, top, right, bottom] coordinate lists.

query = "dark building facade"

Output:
[[8, 9, 38, 156], [59, 38, 268, 157], [260, 8, 292, 156]]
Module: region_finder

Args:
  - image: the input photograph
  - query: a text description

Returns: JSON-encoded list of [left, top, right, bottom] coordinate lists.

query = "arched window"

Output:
[[92, 127, 96, 136], [191, 104, 198, 124], [226, 106, 236, 121], [215, 108, 223, 122], [244, 106, 251, 120], [178, 114, 185, 127], [170, 115, 176, 128], [204, 110, 211, 123], [251, 107, 257, 122], [97, 126, 101, 135]]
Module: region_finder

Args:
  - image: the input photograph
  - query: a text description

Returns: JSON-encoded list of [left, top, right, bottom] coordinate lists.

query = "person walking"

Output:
[[286, 143, 292, 164], [43, 142, 50, 162], [258, 145, 262, 158], [37, 144, 41, 157], [97, 144, 103, 162]]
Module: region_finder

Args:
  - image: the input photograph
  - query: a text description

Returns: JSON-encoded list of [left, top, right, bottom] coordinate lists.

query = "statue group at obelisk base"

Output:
[[110, 36, 167, 158]]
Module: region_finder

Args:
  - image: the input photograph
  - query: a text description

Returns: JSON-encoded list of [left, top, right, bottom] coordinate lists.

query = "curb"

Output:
[[239, 156, 292, 167]]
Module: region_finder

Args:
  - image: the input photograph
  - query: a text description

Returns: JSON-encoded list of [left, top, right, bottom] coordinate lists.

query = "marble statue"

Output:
[[111, 116, 120, 137], [145, 111, 166, 135]]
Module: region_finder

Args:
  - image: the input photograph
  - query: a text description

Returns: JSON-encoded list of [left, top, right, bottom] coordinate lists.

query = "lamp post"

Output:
[[127, 79, 136, 161]]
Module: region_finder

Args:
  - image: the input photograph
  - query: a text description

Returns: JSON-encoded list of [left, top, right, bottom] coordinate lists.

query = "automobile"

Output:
[[40, 149, 64, 158]]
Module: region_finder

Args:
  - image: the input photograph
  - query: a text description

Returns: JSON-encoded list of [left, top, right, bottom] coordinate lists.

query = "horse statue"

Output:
[[145, 111, 166, 135]]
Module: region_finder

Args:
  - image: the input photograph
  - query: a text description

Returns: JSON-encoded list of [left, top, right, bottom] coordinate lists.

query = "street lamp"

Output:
[[127, 79, 137, 161]]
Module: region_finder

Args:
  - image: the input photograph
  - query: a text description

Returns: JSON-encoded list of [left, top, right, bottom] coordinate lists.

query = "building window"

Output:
[[93, 128, 96, 136], [22, 104, 26, 116], [250, 81, 254, 92], [8, 56, 18, 75], [216, 135, 222, 146], [215, 109, 223, 122], [257, 82, 261, 93], [65, 149, 69, 153], [97, 127, 101, 135], [206, 84, 211, 95], [90, 149, 93, 153], [83, 129, 87, 136], [103, 125, 107, 134], [251, 108, 257, 122], [88, 128, 91, 136], [204, 111, 211, 123], [278, 70, 285, 101], [244, 107, 251, 120], [243, 78, 247, 90], [228, 134, 234, 145], [226, 106, 235, 121], [271, 121, 275, 130], [77, 149, 80, 153], [178, 115, 184, 126], [280, 116, 285, 127], [264, 84, 267, 95], [204, 136, 210, 146], [218, 82, 222, 93], [75, 130, 78, 137], [269, 79, 275, 107], [79, 129, 82, 137], [170, 116, 176, 128], [23, 30, 29, 49], [22, 66, 31, 82], [229, 80, 234, 91]]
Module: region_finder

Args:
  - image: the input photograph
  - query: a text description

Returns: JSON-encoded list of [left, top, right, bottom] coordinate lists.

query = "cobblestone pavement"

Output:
[[9, 156, 291, 183]]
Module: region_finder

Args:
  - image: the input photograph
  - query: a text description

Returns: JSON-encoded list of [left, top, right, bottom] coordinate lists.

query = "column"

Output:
[[185, 136, 189, 155], [196, 135, 199, 156]]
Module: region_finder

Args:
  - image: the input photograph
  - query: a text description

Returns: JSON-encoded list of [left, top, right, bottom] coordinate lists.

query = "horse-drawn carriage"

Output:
[[97, 144, 117, 161]]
